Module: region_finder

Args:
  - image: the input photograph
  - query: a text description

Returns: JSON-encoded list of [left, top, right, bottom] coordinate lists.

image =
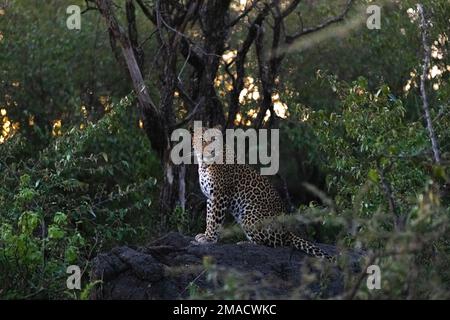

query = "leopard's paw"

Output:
[[236, 240, 252, 245], [191, 233, 215, 245]]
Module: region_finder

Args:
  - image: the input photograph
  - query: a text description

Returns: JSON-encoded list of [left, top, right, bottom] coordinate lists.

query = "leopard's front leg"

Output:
[[194, 194, 227, 244]]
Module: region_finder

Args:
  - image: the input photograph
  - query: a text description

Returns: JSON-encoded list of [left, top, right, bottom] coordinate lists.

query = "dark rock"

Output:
[[90, 232, 363, 300]]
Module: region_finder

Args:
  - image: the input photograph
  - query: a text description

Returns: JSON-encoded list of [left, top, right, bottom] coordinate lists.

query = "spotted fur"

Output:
[[192, 127, 334, 262]]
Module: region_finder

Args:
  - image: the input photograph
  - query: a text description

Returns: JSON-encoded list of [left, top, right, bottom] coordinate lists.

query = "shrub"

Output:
[[0, 96, 160, 298]]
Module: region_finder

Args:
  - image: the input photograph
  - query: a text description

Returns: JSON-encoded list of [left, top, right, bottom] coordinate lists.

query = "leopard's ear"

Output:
[[213, 124, 223, 132]]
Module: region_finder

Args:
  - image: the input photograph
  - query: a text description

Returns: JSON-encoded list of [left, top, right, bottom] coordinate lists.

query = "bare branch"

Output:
[[417, 3, 441, 165], [171, 97, 205, 130], [285, 0, 353, 43], [226, 6, 271, 128], [126, 0, 144, 69], [253, 1, 285, 129], [95, 0, 166, 158], [175, 81, 196, 110], [345, 255, 376, 300], [155, 2, 219, 60], [377, 164, 404, 231], [253, 24, 272, 129], [135, 0, 156, 24], [82, 0, 99, 14], [228, 0, 261, 27], [139, 29, 158, 49], [95, 0, 157, 113]]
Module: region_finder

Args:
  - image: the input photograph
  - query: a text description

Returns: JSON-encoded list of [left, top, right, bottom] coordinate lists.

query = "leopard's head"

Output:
[[192, 125, 223, 164]]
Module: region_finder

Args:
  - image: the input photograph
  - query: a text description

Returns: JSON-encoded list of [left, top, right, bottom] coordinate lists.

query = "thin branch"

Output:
[[417, 3, 441, 165], [95, 0, 167, 158], [253, 5, 283, 130], [171, 97, 204, 130], [179, 38, 205, 71], [178, 43, 191, 81], [175, 81, 197, 109], [253, 23, 272, 129], [285, 0, 353, 43], [95, 0, 157, 112], [135, 0, 157, 24], [228, 0, 261, 27], [126, 0, 143, 69], [277, 173, 294, 213], [156, 2, 219, 59], [345, 242, 427, 300], [345, 254, 376, 300], [139, 28, 158, 49], [226, 5, 271, 128], [377, 164, 404, 231], [82, 0, 98, 14]]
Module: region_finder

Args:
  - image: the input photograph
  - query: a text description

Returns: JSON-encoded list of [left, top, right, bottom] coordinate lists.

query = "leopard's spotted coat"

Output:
[[192, 127, 334, 261]]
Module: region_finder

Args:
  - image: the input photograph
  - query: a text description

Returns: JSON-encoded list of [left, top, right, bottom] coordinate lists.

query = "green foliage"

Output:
[[285, 0, 450, 113], [0, 97, 160, 298], [0, 0, 130, 146], [169, 206, 192, 234], [79, 280, 103, 300], [293, 75, 450, 299], [313, 76, 431, 212]]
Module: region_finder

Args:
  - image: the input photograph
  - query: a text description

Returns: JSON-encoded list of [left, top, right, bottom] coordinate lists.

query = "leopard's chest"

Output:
[[198, 166, 215, 199]]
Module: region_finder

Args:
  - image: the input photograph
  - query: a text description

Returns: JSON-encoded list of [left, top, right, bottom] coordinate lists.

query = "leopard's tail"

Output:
[[290, 233, 335, 262]]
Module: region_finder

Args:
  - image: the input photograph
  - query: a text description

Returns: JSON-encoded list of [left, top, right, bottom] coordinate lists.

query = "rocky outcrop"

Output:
[[90, 232, 362, 299]]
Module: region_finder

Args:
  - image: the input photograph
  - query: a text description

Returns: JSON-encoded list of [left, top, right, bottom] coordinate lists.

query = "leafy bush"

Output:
[[313, 76, 433, 212], [0, 0, 132, 148], [296, 76, 450, 299], [0, 96, 160, 298]]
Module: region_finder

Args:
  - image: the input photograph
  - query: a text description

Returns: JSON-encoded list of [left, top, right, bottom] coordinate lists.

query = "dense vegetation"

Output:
[[0, 0, 449, 299]]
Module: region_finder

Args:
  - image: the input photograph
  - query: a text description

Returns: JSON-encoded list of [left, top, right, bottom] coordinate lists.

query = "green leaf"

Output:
[[48, 226, 65, 239], [80, 280, 102, 300], [432, 165, 446, 180], [65, 245, 78, 263], [53, 212, 68, 226], [368, 169, 379, 183], [18, 211, 40, 234], [19, 174, 31, 187]]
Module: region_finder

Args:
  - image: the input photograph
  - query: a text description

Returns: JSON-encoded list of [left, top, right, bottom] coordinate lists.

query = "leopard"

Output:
[[191, 126, 334, 262]]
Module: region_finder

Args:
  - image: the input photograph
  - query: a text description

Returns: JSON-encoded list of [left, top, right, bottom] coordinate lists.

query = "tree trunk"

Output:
[[159, 155, 181, 230]]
